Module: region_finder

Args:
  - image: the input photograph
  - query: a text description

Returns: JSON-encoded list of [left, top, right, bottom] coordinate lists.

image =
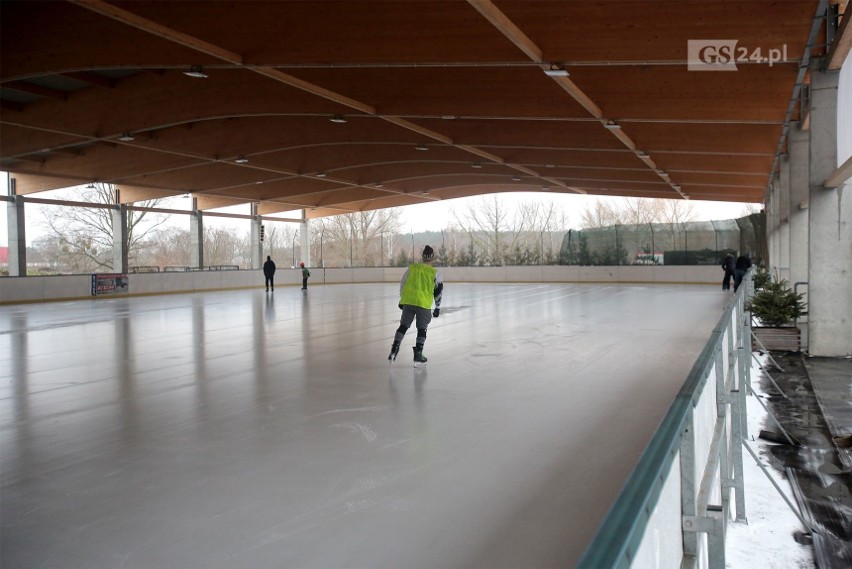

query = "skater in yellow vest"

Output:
[[388, 245, 443, 366]]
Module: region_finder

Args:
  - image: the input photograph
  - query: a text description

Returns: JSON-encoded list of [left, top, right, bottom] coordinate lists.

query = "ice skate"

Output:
[[388, 341, 400, 362], [413, 347, 427, 368]]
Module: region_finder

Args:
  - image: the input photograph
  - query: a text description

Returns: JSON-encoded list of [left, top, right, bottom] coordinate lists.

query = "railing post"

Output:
[[706, 505, 726, 569], [679, 409, 698, 568]]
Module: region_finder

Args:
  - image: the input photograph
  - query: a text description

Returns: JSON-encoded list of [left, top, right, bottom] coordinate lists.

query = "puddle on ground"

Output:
[[755, 352, 852, 564]]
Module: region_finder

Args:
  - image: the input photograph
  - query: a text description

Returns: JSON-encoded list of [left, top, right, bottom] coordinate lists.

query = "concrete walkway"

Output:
[[1, 283, 732, 568]]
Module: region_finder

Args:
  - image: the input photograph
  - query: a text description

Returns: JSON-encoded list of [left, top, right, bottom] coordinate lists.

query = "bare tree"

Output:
[[452, 195, 531, 265], [39, 183, 167, 272], [321, 209, 403, 266], [581, 197, 697, 228]]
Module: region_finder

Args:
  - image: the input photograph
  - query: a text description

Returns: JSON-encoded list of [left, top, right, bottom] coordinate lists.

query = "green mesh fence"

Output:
[[559, 213, 765, 266]]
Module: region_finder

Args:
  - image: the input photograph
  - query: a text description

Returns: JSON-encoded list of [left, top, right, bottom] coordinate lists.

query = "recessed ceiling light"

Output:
[[117, 132, 135, 142], [234, 157, 249, 164], [544, 62, 569, 77], [415, 144, 429, 151], [330, 114, 347, 123], [183, 65, 208, 78]]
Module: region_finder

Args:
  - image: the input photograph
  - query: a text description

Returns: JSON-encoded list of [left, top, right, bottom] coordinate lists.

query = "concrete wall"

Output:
[[0, 265, 721, 305]]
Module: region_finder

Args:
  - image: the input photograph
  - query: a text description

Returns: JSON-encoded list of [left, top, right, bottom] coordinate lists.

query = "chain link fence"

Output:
[[559, 213, 765, 266]]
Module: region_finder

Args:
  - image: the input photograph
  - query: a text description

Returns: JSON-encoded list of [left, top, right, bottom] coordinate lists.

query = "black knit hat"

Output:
[[422, 245, 434, 261]]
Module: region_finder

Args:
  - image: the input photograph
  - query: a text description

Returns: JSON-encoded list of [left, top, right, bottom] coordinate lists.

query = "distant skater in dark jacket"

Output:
[[300, 262, 310, 290], [733, 253, 752, 292], [263, 256, 276, 292], [721, 254, 735, 291]]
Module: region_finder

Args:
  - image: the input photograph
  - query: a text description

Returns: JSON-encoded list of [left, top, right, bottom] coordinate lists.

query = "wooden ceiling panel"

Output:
[[119, 162, 285, 192], [4, 70, 354, 150], [671, 171, 768, 189], [0, 0, 823, 209], [418, 118, 626, 150], [11, 143, 203, 184], [0, 1, 219, 80], [652, 153, 774, 175], [117, 0, 524, 65], [293, 67, 591, 119], [570, 64, 798, 122], [499, 148, 646, 170], [626, 123, 783, 154], [0, 123, 91, 159], [498, 0, 815, 63]]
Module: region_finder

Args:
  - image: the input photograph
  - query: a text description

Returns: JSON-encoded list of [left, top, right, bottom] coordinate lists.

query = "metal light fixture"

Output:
[[85, 182, 96, 189], [183, 65, 208, 78], [374, 182, 384, 188], [117, 132, 135, 142], [543, 62, 569, 77], [511, 176, 521, 182], [329, 114, 347, 123], [471, 163, 483, 169], [636, 151, 649, 159], [603, 120, 621, 130], [234, 157, 249, 164], [315, 172, 327, 178], [415, 144, 428, 151]]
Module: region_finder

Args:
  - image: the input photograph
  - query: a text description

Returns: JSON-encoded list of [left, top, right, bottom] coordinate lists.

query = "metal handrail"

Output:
[[578, 271, 752, 568]]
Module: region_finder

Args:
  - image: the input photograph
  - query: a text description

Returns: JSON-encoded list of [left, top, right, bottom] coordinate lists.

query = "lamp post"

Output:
[[320, 224, 325, 268]]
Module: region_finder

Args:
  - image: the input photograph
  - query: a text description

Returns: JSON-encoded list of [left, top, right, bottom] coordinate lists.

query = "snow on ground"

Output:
[[725, 355, 814, 568]]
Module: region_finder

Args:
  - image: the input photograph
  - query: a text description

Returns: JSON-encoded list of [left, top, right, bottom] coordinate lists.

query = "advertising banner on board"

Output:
[[91, 273, 129, 296]]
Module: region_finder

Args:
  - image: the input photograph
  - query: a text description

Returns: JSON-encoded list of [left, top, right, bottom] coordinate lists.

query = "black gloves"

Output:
[[433, 308, 440, 318]]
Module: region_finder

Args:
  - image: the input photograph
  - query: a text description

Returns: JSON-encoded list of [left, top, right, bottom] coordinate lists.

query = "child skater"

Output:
[[388, 245, 443, 366]]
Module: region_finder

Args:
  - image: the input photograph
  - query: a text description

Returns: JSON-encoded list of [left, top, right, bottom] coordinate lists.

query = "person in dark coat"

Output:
[[733, 253, 752, 292], [721, 253, 735, 291], [263, 256, 276, 292]]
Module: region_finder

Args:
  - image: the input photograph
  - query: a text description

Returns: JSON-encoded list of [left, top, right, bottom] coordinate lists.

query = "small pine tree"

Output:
[[746, 279, 806, 327]]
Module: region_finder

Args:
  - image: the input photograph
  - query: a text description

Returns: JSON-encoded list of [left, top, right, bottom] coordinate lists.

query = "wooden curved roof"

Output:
[[0, 0, 826, 218]]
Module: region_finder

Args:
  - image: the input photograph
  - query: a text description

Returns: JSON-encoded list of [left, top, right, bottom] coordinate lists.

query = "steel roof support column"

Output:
[[190, 199, 204, 270], [299, 211, 311, 268], [250, 203, 262, 270], [807, 60, 851, 356], [111, 200, 128, 274], [6, 177, 26, 277]]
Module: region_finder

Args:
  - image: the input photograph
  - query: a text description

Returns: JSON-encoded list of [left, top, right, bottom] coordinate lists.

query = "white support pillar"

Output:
[[788, 125, 810, 291], [767, 173, 781, 274], [808, 61, 852, 356], [111, 204, 128, 274], [6, 177, 26, 276], [777, 159, 791, 283], [300, 211, 311, 267], [190, 199, 204, 270]]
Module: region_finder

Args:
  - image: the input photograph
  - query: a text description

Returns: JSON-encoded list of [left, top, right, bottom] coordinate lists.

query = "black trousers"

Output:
[[265, 276, 274, 290], [302, 277, 308, 289]]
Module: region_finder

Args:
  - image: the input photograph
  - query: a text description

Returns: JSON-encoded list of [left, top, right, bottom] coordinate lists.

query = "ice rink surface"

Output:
[[1, 283, 732, 568]]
